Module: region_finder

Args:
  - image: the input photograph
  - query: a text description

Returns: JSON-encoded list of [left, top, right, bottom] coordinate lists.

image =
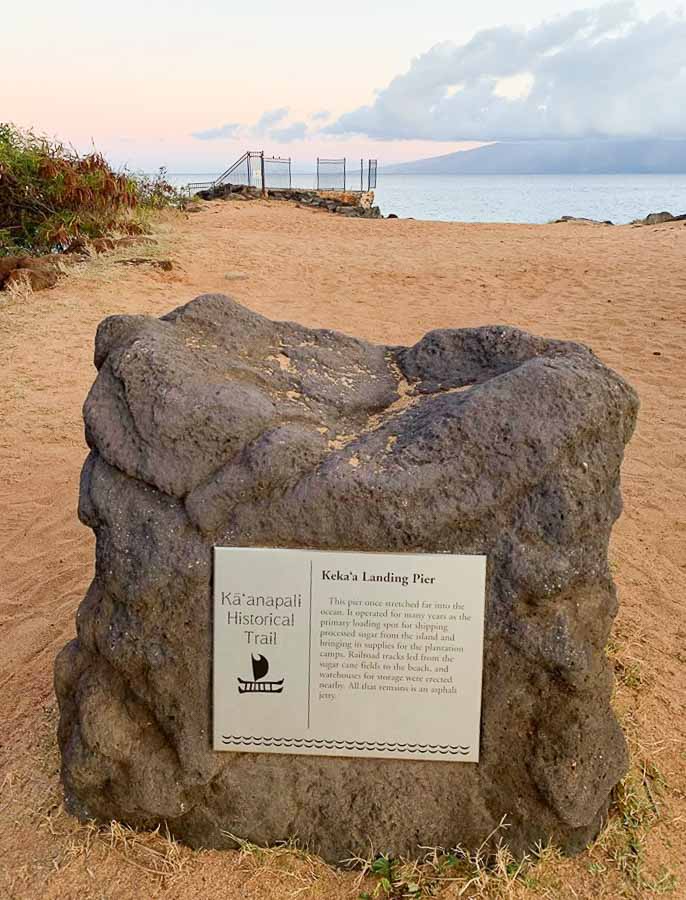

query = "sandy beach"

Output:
[[1, 200, 685, 898]]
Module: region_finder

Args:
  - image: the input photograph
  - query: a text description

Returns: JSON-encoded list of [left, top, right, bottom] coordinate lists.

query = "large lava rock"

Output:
[[55, 294, 638, 862]]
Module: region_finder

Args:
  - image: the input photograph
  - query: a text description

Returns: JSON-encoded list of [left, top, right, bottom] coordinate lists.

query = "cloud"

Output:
[[191, 122, 240, 141], [327, 3, 686, 141], [192, 108, 297, 143], [310, 110, 330, 122], [270, 121, 308, 142], [254, 107, 289, 135]]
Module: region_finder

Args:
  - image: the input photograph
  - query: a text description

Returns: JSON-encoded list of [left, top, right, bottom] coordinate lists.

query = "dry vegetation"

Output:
[[0, 123, 183, 256]]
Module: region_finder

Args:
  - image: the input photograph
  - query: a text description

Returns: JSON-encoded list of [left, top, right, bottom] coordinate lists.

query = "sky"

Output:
[[2, 0, 685, 172]]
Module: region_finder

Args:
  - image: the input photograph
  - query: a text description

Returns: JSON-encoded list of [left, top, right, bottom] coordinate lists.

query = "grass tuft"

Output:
[[345, 819, 566, 899], [590, 760, 677, 895]]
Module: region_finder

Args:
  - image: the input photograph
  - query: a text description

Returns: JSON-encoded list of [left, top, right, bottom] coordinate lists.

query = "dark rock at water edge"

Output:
[[55, 293, 638, 863], [551, 211, 686, 227], [197, 183, 262, 202], [631, 210, 686, 225], [552, 215, 614, 226]]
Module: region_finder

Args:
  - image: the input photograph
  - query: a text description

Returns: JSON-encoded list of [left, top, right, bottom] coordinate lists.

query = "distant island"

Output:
[[384, 140, 686, 175]]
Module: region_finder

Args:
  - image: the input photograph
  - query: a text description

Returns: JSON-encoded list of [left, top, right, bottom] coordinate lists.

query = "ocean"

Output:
[[166, 172, 686, 224]]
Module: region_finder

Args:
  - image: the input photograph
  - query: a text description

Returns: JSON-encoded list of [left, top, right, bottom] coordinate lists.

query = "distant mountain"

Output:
[[383, 140, 686, 175]]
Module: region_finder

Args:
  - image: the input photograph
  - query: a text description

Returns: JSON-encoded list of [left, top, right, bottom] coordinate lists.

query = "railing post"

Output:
[[360, 158, 363, 192], [260, 151, 267, 197], [343, 158, 346, 191], [316, 157, 320, 191]]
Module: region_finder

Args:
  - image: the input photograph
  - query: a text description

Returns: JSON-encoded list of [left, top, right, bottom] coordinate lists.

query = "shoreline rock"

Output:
[[630, 210, 686, 225], [552, 215, 614, 225], [196, 182, 382, 218]]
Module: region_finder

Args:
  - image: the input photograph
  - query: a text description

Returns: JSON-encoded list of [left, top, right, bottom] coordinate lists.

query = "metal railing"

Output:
[[316, 157, 346, 190], [185, 150, 255, 194], [187, 151, 292, 194], [316, 158, 377, 191], [367, 158, 378, 191], [187, 152, 376, 195], [263, 155, 292, 189]]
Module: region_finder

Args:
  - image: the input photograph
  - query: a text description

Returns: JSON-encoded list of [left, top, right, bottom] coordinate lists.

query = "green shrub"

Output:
[[0, 123, 183, 255]]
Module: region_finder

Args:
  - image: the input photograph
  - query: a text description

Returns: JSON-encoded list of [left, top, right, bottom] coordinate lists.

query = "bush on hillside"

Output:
[[0, 123, 183, 255]]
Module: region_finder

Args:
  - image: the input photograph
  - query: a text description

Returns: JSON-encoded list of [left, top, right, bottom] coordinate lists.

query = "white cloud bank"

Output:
[[327, 3, 686, 141]]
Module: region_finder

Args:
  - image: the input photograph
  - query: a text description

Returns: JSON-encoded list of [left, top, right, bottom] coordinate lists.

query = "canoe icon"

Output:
[[238, 654, 284, 694]]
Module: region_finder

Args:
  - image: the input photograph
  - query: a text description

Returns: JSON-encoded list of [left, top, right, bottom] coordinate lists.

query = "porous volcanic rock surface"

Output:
[[55, 293, 639, 862]]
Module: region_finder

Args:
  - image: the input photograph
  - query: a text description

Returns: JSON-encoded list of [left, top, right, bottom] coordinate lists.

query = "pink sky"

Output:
[[3, 2, 480, 171]]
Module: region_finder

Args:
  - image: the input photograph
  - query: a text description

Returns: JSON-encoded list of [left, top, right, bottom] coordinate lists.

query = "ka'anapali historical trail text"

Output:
[[213, 548, 486, 762]]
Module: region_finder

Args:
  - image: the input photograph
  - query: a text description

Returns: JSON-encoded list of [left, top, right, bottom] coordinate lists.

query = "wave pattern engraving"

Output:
[[221, 736, 471, 754]]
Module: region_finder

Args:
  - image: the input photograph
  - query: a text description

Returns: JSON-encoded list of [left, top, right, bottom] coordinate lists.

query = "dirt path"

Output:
[[1, 201, 685, 898]]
